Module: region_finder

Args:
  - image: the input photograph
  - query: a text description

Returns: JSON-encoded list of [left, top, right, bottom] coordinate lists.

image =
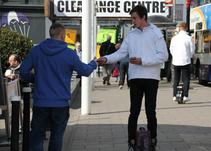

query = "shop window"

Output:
[[203, 31, 209, 53], [2, 0, 44, 3], [210, 31, 211, 52], [203, 31, 210, 53], [191, 0, 198, 7], [199, 0, 207, 5], [28, 0, 44, 4], [167, 32, 172, 38], [205, 0, 210, 3], [196, 22, 202, 30], [3, 0, 19, 2]]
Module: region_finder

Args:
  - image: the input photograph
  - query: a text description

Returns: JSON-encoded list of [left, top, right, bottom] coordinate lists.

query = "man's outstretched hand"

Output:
[[95, 57, 107, 65]]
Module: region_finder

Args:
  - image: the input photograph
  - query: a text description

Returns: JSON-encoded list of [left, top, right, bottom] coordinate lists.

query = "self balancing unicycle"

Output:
[[176, 84, 185, 104]]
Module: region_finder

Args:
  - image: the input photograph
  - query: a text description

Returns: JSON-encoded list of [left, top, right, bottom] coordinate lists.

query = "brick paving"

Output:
[[0, 77, 211, 151]]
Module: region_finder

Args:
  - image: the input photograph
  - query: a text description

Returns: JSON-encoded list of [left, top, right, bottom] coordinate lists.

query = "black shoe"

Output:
[[107, 82, 111, 85], [151, 138, 157, 151], [103, 78, 106, 85], [128, 140, 137, 151]]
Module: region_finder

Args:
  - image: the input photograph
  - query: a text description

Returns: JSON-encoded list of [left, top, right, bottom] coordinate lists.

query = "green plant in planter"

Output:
[[0, 27, 33, 73]]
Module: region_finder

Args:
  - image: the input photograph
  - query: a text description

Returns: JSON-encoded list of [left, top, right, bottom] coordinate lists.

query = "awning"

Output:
[[148, 15, 177, 27]]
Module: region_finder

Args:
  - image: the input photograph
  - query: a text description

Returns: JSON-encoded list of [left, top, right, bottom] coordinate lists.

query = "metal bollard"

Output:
[[22, 87, 31, 151], [11, 96, 21, 151]]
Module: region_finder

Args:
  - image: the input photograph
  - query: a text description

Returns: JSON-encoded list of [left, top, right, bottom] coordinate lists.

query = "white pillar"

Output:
[[81, 0, 92, 115], [91, 0, 97, 90]]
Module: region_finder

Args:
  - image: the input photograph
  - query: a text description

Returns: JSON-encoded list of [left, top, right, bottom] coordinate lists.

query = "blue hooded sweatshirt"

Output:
[[20, 38, 97, 107]]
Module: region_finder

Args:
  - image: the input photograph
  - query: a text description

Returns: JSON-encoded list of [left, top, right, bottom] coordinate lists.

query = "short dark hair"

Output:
[[180, 22, 188, 30], [49, 23, 66, 38], [130, 5, 148, 22], [10, 54, 20, 63]]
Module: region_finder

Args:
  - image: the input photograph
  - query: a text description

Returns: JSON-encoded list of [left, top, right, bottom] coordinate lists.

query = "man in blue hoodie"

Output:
[[20, 23, 97, 151]]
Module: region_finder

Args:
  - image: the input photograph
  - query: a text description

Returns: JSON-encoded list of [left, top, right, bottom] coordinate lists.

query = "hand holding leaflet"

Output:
[[96, 58, 107, 62], [95, 57, 107, 65], [126, 57, 136, 62]]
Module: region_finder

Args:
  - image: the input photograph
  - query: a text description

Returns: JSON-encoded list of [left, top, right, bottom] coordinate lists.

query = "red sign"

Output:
[[186, 0, 191, 8], [165, 0, 173, 7]]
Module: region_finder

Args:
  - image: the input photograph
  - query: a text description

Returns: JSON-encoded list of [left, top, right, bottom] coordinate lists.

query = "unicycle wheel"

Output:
[[178, 98, 182, 104]]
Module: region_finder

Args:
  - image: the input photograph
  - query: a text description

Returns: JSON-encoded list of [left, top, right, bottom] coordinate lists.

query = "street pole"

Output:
[[92, 0, 97, 90], [81, 0, 92, 115], [173, 0, 176, 23], [22, 87, 31, 151], [186, 0, 191, 34], [11, 96, 21, 151]]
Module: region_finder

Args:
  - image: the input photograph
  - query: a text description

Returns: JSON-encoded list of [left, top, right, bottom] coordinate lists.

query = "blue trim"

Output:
[[199, 4, 211, 29]]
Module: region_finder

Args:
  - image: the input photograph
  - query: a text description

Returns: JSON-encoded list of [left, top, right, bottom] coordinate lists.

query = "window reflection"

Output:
[[191, 0, 211, 7], [203, 31, 209, 53]]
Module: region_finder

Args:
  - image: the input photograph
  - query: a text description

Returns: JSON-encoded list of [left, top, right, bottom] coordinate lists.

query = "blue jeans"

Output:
[[119, 64, 129, 87], [29, 106, 70, 151]]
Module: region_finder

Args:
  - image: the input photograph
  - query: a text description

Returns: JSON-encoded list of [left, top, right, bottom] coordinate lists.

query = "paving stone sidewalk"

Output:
[[0, 77, 210, 151], [63, 77, 211, 151]]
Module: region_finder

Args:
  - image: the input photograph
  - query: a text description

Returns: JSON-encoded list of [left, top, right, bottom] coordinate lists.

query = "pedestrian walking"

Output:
[[99, 35, 116, 85], [20, 23, 98, 151], [97, 5, 168, 151], [118, 54, 130, 89], [170, 22, 195, 102]]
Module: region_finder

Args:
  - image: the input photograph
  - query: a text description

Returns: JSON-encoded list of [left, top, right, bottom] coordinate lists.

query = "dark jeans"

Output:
[[76, 74, 81, 87], [29, 106, 70, 151], [119, 64, 129, 87], [128, 79, 158, 141], [173, 64, 190, 97]]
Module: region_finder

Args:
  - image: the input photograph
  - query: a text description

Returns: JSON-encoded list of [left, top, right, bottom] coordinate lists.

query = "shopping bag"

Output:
[[136, 127, 151, 151], [112, 66, 119, 77]]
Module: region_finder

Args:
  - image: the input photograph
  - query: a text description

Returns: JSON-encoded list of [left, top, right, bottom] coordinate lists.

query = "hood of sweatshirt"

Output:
[[39, 38, 68, 56]]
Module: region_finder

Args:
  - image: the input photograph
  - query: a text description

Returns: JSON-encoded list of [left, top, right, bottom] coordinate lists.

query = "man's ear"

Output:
[[61, 32, 66, 41], [142, 15, 146, 21], [15, 60, 18, 65]]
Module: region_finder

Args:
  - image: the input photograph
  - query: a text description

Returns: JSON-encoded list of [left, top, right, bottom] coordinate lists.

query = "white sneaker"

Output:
[[119, 85, 123, 90], [183, 97, 191, 102], [173, 96, 177, 101]]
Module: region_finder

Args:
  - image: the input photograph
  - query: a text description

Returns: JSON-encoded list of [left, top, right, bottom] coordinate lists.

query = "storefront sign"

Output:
[[54, 0, 169, 17], [98, 21, 119, 26], [56, 20, 80, 25], [65, 29, 77, 44], [97, 29, 116, 44], [170, 4, 183, 21]]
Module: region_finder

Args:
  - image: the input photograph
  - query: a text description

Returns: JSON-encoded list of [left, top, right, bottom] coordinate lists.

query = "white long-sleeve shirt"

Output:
[[170, 31, 195, 66], [75, 48, 82, 60], [105, 22, 168, 81]]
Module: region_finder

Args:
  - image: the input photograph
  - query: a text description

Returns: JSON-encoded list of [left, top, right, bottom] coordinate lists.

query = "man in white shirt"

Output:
[[170, 22, 195, 102], [97, 5, 168, 151], [4, 54, 21, 80], [74, 42, 82, 60], [4, 54, 28, 95], [74, 42, 82, 87]]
